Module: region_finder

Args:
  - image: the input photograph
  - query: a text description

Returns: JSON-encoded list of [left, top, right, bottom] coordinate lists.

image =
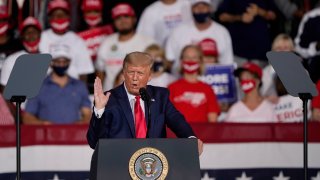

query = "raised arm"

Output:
[[87, 77, 111, 149]]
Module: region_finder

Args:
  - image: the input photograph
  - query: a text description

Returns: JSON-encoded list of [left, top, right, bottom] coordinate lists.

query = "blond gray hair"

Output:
[[123, 51, 154, 70]]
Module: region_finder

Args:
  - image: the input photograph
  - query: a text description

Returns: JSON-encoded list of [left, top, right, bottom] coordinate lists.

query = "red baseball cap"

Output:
[[111, 3, 135, 19], [0, 5, 8, 19], [234, 62, 263, 79], [198, 38, 218, 57], [48, 0, 70, 14], [81, 0, 103, 11], [19, 16, 42, 32]]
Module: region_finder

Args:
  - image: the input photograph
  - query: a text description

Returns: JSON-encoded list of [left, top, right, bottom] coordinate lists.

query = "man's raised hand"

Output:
[[94, 77, 111, 109]]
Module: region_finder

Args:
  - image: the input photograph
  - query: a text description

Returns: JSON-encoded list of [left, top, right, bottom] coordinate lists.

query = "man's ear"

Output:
[[148, 71, 152, 82]]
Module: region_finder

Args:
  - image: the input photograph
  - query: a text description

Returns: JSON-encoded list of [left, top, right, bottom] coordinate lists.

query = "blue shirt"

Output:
[[25, 76, 91, 124]]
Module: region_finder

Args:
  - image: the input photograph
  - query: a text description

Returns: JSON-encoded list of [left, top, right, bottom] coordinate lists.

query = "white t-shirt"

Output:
[[224, 100, 277, 122], [165, 21, 234, 75], [0, 50, 27, 86], [39, 29, 94, 79], [261, 64, 277, 97], [148, 72, 177, 88], [275, 94, 311, 122], [96, 33, 155, 91], [137, 0, 192, 47]]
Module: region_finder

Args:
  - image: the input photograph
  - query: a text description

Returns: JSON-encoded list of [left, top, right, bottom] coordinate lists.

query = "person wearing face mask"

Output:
[[0, 16, 42, 89], [198, 38, 219, 66], [145, 44, 176, 88], [39, 0, 94, 83], [224, 62, 277, 122], [77, 0, 113, 61], [0, 16, 42, 124], [77, 0, 114, 94], [23, 44, 92, 125], [165, 0, 234, 76], [95, 3, 155, 91], [0, 5, 23, 81], [168, 45, 220, 123]]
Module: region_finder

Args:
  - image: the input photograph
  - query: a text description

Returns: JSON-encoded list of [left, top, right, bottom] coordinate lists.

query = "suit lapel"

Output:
[[116, 84, 135, 137]]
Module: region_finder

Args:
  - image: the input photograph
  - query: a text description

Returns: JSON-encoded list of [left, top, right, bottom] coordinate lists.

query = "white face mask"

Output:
[[23, 39, 40, 53], [240, 79, 256, 94], [84, 14, 102, 27], [50, 18, 70, 33], [0, 22, 9, 35]]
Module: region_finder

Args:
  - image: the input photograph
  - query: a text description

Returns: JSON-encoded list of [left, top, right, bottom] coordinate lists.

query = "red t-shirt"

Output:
[[168, 79, 220, 123], [312, 80, 320, 108]]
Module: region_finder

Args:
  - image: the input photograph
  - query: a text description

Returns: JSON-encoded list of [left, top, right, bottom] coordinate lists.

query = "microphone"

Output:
[[139, 87, 151, 103], [139, 87, 151, 138]]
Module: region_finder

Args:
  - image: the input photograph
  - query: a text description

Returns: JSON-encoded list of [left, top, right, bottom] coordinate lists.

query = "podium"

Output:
[[90, 138, 200, 180]]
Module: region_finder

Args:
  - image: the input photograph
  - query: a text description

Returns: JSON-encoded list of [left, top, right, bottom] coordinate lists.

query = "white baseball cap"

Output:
[[190, 0, 211, 6], [50, 44, 72, 60]]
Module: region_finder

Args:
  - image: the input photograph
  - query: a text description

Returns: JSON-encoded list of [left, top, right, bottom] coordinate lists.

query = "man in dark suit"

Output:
[[87, 51, 203, 154]]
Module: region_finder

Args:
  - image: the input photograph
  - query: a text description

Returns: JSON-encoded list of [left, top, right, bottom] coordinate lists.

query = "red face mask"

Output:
[[23, 39, 40, 53], [50, 18, 70, 33], [84, 14, 102, 27], [182, 61, 200, 74], [240, 79, 256, 94], [0, 22, 9, 35]]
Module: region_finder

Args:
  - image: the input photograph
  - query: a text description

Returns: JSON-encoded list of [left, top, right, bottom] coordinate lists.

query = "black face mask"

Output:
[[153, 62, 164, 72], [52, 66, 69, 77], [193, 12, 211, 23]]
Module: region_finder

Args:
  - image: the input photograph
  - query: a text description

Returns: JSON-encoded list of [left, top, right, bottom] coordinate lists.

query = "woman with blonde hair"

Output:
[[168, 45, 220, 123], [261, 33, 295, 97], [145, 44, 176, 88]]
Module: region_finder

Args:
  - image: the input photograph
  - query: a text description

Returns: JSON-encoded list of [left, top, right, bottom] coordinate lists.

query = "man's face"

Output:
[[51, 58, 70, 68], [192, 3, 211, 14], [84, 10, 101, 17], [123, 64, 151, 95], [22, 26, 40, 42], [49, 9, 69, 20], [114, 15, 136, 34]]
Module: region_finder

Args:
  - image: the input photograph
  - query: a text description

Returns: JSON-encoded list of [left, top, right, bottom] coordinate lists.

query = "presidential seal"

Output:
[[129, 147, 169, 180]]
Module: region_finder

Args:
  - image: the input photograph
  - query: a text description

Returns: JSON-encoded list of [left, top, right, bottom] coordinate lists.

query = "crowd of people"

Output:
[[0, 0, 320, 125]]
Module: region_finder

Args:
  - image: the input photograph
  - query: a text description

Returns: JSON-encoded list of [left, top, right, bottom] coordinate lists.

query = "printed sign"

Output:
[[200, 65, 237, 103]]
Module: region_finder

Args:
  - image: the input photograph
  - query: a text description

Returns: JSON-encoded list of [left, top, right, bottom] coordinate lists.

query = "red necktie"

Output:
[[134, 96, 147, 138]]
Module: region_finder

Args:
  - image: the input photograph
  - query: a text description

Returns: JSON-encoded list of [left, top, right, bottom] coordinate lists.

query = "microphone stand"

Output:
[[146, 100, 151, 138], [139, 88, 152, 138], [11, 96, 26, 180], [299, 93, 312, 180]]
